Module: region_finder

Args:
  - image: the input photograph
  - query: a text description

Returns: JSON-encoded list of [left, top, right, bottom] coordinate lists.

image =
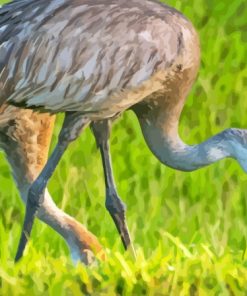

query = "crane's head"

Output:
[[226, 128, 247, 172]]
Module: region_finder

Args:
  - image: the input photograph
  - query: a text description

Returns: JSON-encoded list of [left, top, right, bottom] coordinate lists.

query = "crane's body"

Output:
[[0, 0, 246, 261], [0, 0, 199, 118], [0, 104, 104, 263]]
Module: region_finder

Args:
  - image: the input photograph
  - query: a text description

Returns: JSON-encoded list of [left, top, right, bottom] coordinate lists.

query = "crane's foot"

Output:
[[106, 189, 136, 260], [110, 211, 136, 260], [15, 201, 37, 262], [15, 185, 44, 262]]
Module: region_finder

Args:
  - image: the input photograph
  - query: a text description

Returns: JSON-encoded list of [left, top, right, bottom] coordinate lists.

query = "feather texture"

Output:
[[0, 0, 197, 118]]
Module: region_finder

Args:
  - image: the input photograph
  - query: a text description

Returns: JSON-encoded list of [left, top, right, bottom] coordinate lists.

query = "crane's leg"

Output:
[[15, 112, 89, 262], [91, 120, 136, 259]]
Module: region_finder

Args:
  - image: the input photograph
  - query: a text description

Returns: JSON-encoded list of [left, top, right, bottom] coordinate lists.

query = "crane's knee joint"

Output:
[[105, 189, 126, 214], [28, 181, 45, 209], [58, 131, 76, 145]]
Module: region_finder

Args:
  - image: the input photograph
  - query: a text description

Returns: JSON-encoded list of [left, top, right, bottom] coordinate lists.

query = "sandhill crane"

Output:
[[0, 104, 104, 264], [0, 0, 246, 261]]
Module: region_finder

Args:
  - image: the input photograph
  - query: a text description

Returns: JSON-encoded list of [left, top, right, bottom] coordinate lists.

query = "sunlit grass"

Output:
[[1, 235, 247, 295], [0, 0, 247, 294]]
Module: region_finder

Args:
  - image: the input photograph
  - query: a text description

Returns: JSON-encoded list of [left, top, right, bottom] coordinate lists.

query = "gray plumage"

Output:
[[0, 0, 190, 117]]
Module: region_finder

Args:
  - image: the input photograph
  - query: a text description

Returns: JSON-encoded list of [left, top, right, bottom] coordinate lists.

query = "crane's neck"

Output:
[[133, 102, 232, 172]]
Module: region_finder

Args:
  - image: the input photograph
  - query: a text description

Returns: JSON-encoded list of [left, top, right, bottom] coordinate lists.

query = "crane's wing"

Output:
[[0, 0, 186, 113]]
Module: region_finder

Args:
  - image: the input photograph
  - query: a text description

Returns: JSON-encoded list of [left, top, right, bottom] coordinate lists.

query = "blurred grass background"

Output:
[[0, 0, 247, 294]]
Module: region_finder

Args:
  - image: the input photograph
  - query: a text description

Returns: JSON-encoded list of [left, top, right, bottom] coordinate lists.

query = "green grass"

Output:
[[1, 0, 247, 294]]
